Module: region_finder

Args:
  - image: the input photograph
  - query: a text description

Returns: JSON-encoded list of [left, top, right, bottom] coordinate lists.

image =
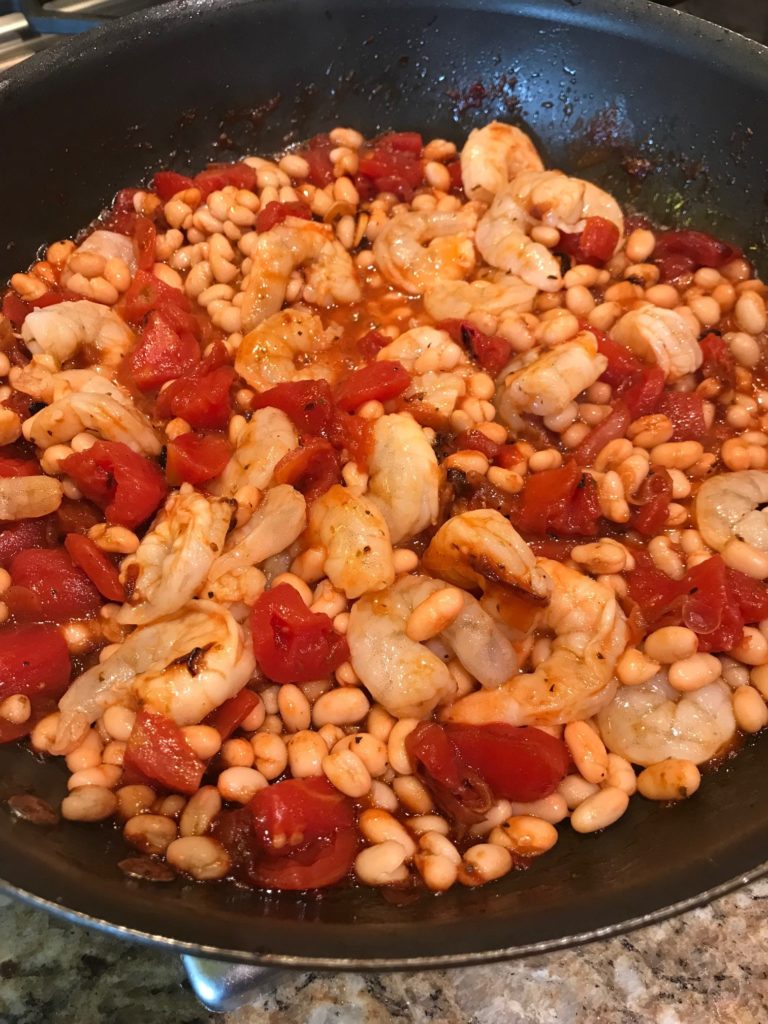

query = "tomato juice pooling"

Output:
[[0, 118, 765, 893]]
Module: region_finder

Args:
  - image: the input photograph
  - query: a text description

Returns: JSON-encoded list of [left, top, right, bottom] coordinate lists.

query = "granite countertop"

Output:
[[2, 879, 768, 1024]]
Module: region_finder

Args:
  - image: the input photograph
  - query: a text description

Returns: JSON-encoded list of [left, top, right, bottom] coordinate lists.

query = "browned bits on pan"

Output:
[[118, 857, 176, 883], [7, 793, 60, 826]]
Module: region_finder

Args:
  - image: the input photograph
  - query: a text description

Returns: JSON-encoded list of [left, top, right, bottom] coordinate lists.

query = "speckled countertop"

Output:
[[2, 880, 768, 1024]]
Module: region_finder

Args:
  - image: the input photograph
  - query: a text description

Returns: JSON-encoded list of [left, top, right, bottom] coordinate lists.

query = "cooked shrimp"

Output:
[[695, 471, 768, 572], [423, 508, 551, 602], [76, 230, 137, 273], [367, 413, 440, 543], [611, 306, 702, 380], [475, 197, 563, 292], [376, 326, 467, 373], [373, 209, 477, 294], [460, 121, 544, 203], [307, 484, 394, 599], [402, 372, 467, 420], [207, 484, 307, 585], [240, 219, 361, 330], [347, 575, 519, 719], [22, 392, 161, 454], [117, 487, 235, 626], [14, 364, 129, 405], [211, 407, 297, 496], [444, 559, 627, 726], [55, 600, 255, 750], [21, 300, 134, 368], [235, 308, 337, 392], [423, 274, 537, 325], [596, 673, 735, 766], [496, 332, 607, 419]]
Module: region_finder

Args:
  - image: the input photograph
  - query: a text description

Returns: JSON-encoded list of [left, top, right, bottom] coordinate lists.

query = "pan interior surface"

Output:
[[0, 0, 767, 966]]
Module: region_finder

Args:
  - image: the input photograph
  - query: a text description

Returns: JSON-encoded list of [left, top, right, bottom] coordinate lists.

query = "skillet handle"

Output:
[[181, 954, 292, 1013]]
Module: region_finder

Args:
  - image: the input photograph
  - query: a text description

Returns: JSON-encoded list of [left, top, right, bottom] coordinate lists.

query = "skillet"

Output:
[[0, 0, 767, 972]]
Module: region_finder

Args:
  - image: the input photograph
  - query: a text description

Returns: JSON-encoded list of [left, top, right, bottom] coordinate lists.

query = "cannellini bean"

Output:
[[387, 719, 418, 775], [668, 652, 722, 692], [116, 784, 156, 819], [368, 780, 399, 812], [124, 814, 177, 854], [333, 733, 388, 777], [734, 291, 767, 335], [312, 688, 370, 727], [67, 765, 121, 790], [277, 684, 312, 733], [750, 664, 768, 700], [166, 836, 231, 881], [180, 786, 222, 837], [317, 723, 345, 749], [102, 705, 136, 742], [392, 548, 419, 574], [558, 774, 599, 810], [732, 685, 768, 733], [730, 626, 768, 666], [616, 647, 661, 686], [458, 843, 513, 886], [570, 787, 629, 833], [252, 732, 288, 780], [359, 808, 416, 857], [392, 775, 434, 814], [644, 625, 698, 664], [181, 725, 222, 760], [605, 753, 637, 796], [415, 850, 458, 891], [367, 705, 396, 742], [507, 793, 568, 824], [488, 815, 558, 856], [322, 748, 372, 798], [637, 759, 701, 800], [650, 441, 704, 470], [571, 538, 629, 575], [61, 786, 118, 822], [407, 814, 450, 836], [355, 841, 409, 886], [218, 766, 268, 803], [154, 794, 186, 819], [65, 730, 103, 773], [564, 721, 608, 784], [0, 693, 30, 724], [404, 587, 465, 643], [220, 738, 255, 768]]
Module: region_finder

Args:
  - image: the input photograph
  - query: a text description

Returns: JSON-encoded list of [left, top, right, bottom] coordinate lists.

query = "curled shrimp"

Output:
[[401, 371, 467, 420], [211, 407, 297, 496], [207, 484, 307, 587], [372, 209, 477, 295], [21, 300, 134, 368], [460, 121, 544, 203], [22, 391, 161, 454], [611, 306, 702, 381], [695, 471, 768, 570], [235, 308, 336, 392], [14, 364, 129, 405], [496, 332, 608, 419], [376, 326, 467, 373], [55, 600, 255, 750], [307, 483, 394, 599], [423, 274, 537, 326], [367, 413, 440, 544], [240, 219, 361, 330], [444, 559, 627, 727], [347, 574, 519, 719], [596, 673, 735, 766], [76, 230, 137, 273], [117, 487, 235, 626]]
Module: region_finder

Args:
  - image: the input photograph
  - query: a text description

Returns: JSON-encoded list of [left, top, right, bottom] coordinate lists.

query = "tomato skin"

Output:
[[61, 440, 167, 529], [439, 319, 512, 376], [250, 776, 354, 852], [151, 170, 195, 200], [700, 332, 736, 386], [652, 229, 741, 282], [165, 432, 232, 486], [127, 311, 200, 391], [203, 689, 260, 741], [573, 403, 632, 467], [255, 200, 312, 233], [56, 499, 102, 537], [8, 548, 102, 622], [133, 216, 157, 273], [591, 326, 643, 387], [123, 710, 205, 795], [273, 438, 342, 502], [64, 533, 126, 602], [250, 583, 349, 684], [444, 723, 571, 802], [251, 380, 335, 435], [249, 828, 358, 890], [516, 460, 601, 537], [334, 360, 411, 412], [630, 470, 672, 536], [0, 623, 70, 700], [620, 367, 665, 419], [452, 429, 501, 461], [558, 216, 619, 267], [406, 721, 493, 824]]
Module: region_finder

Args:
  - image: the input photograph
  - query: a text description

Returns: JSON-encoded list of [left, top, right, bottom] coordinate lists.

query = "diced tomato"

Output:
[[494, 444, 526, 470], [452, 429, 501, 461], [334, 360, 411, 412], [255, 200, 312, 233], [700, 332, 736, 387], [156, 363, 234, 431], [620, 367, 666, 418], [61, 440, 167, 529], [299, 135, 335, 187], [357, 133, 424, 200], [376, 131, 423, 153], [103, 188, 140, 235], [193, 162, 257, 197], [573, 403, 632, 467], [327, 412, 372, 468], [64, 533, 126, 602], [658, 392, 706, 442], [251, 380, 335, 436], [204, 689, 260, 742], [0, 623, 70, 700], [630, 470, 672, 536], [652, 229, 741, 282], [250, 776, 354, 853], [133, 216, 157, 274], [2, 288, 66, 329], [8, 548, 102, 622], [585, 322, 666, 418], [444, 723, 570, 803], [406, 721, 493, 824], [0, 519, 55, 568], [438, 319, 512, 377], [0, 456, 38, 477], [587, 324, 643, 387], [119, 269, 192, 326], [126, 310, 200, 391], [123, 709, 205, 795], [56, 499, 102, 537], [446, 159, 463, 192], [273, 438, 341, 502], [165, 432, 232, 486], [250, 583, 349, 684], [356, 329, 390, 361], [558, 216, 620, 267], [516, 460, 602, 537], [151, 170, 195, 201], [249, 827, 358, 890]]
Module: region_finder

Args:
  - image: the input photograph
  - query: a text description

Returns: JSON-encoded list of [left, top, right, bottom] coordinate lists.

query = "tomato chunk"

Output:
[[439, 319, 512, 376], [8, 548, 102, 622], [123, 709, 205, 795], [573, 403, 632, 467], [255, 200, 311, 233], [250, 776, 354, 852], [0, 518, 55, 567], [652, 229, 741, 282], [356, 329, 390, 361], [658, 391, 706, 442], [452, 429, 501, 461], [273, 438, 341, 502], [119, 269, 192, 326], [630, 469, 672, 537], [700, 332, 736, 386], [62, 440, 167, 529], [2, 288, 66, 329], [127, 310, 200, 391], [251, 380, 335, 436], [151, 170, 195, 201], [620, 367, 666, 419], [298, 135, 335, 187], [558, 216, 620, 267], [64, 533, 126, 602], [516, 460, 602, 537], [334, 360, 411, 412], [357, 132, 424, 199], [193, 162, 257, 197], [133, 216, 157, 274], [250, 583, 349, 684], [204, 689, 260, 741], [406, 721, 493, 824], [445, 723, 571, 802], [166, 432, 232, 486], [249, 828, 358, 890], [0, 623, 70, 700]]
